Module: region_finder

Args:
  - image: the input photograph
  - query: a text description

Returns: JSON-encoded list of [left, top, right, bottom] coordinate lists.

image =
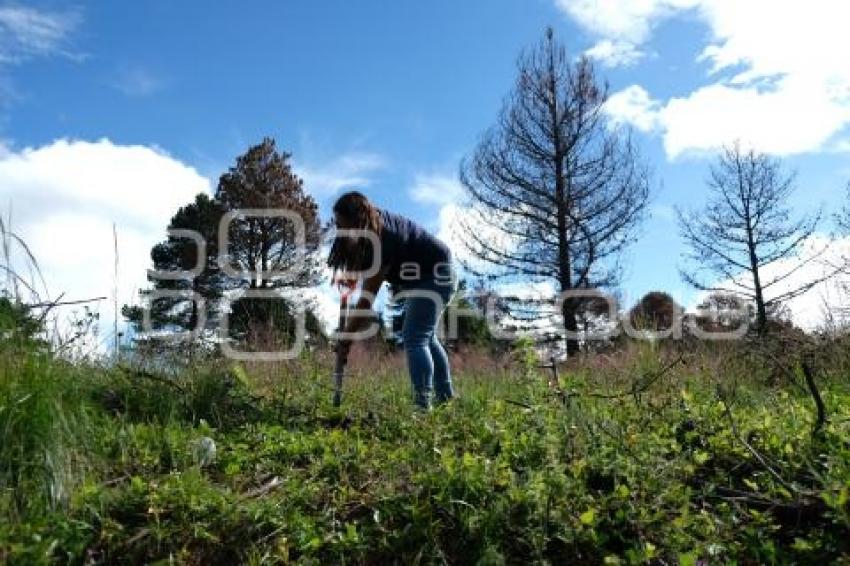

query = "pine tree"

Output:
[[127, 138, 325, 349], [215, 138, 322, 343], [123, 192, 224, 336]]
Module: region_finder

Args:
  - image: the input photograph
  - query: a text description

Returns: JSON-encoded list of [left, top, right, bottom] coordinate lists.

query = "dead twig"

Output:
[[100, 474, 130, 488], [750, 336, 829, 438], [27, 296, 107, 309], [124, 527, 151, 548], [801, 357, 827, 437], [748, 338, 808, 395], [239, 475, 282, 500], [587, 354, 684, 400], [706, 485, 827, 526], [504, 398, 534, 410], [117, 365, 188, 396], [715, 386, 809, 497]]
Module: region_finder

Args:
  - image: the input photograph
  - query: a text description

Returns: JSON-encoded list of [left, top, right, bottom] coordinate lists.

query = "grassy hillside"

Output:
[[1, 339, 849, 564]]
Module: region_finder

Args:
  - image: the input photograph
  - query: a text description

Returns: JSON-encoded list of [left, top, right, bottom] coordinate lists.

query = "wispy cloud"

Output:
[[408, 172, 464, 207], [296, 152, 386, 197], [0, 5, 82, 108], [556, 0, 700, 43], [110, 66, 165, 97], [0, 5, 81, 64], [584, 39, 644, 68], [404, 171, 514, 273]]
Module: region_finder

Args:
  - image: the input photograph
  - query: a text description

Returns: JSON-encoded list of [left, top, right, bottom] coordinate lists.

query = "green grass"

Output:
[[1, 340, 849, 564]]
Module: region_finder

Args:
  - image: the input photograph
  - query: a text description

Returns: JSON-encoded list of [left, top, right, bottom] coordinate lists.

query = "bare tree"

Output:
[[835, 182, 850, 236], [456, 28, 650, 356], [677, 143, 824, 334], [828, 182, 850, 324]]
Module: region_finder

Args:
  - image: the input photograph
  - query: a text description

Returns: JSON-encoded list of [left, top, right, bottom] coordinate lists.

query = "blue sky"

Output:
[[13, 1, 551, 173], [2, 0, 850, 338]]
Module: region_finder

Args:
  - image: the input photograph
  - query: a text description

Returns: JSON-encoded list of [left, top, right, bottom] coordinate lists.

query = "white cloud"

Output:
[[0, 5, 80, 64], [557, 0, 699, 67], [434, 202, 466, 258], [409, 172, 464, 207], [305, 283, 342, 334], [755, 236, 850, 331], [556, 0, 699, 45], [605, 85, 662, 133], [0, 139, 211, 348], [584, 39, 644, 68], [831, 139, 850, 154], [607, 77, 850, 158], [433, 202, 529, 281], [296, 152, 386, 197], [404, 172, 492, 268], [693, 236, 850, 331], [405, 172, 528, 276], [557, 0, 850, 158], [662, 78, 850, 157]]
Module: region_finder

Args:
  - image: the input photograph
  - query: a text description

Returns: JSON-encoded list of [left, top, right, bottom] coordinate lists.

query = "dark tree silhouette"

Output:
[[215, 138, 322, 341], [575, 293, 616, 345], [442, 280, 496, 349], [123, 193, 225, 336], [127, 139, 325, 348], [628, 291, 681, 332], [457, 28, 650, 356], [693, 292, 752, 333], [0, 293, 44, 347], [677, 143, 823, 334], [216, 138, 321, 290]]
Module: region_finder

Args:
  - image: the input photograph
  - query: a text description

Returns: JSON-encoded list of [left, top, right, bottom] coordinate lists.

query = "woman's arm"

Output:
[[344, 270, 384, 334]]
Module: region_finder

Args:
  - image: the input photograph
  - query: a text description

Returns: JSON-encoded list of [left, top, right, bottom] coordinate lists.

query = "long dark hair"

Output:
[[327, 191, 382, 278]]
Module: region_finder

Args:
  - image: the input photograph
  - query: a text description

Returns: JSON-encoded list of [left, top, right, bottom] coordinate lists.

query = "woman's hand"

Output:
[[333, 267, 385, 376], [340, 269, 385, 337]]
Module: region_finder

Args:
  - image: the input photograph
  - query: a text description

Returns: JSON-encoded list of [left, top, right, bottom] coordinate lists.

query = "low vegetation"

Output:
[[2, 332, 849, 564]]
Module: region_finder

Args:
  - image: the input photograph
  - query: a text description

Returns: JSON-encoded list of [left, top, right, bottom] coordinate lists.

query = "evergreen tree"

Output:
[[123, 193, 225, 336], [127, 138, 325, 349], [215, 138, 322, 343]]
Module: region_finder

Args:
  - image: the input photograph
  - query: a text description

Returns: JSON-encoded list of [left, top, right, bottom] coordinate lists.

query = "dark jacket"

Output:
[[378, 209, 452, 290]]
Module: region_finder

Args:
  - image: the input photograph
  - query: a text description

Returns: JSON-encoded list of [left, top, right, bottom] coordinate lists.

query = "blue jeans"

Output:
[[400, 277, 456, 409]]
